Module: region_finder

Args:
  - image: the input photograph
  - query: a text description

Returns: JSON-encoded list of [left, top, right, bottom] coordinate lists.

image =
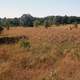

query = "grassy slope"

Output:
[[0, 25, 80, 80]]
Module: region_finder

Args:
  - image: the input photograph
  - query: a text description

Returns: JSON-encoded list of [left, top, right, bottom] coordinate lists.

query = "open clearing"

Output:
[[0, 25, 80, 80]]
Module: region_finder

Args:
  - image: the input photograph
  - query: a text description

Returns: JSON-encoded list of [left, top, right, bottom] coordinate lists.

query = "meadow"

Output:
[[0, 25, 80, 80]]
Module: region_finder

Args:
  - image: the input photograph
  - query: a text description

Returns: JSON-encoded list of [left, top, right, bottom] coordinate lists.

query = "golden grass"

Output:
[[0, 25, 80, 80]]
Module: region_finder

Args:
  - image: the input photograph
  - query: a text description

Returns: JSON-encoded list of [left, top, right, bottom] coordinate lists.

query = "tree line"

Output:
[[0, 14, 80, 28]]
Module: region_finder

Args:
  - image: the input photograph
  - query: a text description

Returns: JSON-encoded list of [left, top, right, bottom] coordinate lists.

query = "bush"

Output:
[[19, 40, 31, 49], [0, 26, 4, 34], [33, 20, 40, 27], [44, 21, 50, 28], [74, 22, 78, 28]]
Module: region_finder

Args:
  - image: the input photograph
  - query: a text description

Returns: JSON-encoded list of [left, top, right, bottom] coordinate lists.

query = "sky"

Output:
[[0, 0, 80, 18]]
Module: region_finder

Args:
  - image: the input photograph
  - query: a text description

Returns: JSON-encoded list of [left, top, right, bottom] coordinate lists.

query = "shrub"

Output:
[[19, 40, 31, 49], [44, 21, 50, 28], [33, 20, 40, 27], [0, 26, 4, 34], [74, 22, 78, 28]]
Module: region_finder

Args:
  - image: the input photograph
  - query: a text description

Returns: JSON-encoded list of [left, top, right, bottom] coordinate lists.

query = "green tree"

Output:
[[44, 20, 50, 28], [20, 14, 34, 27], [33, 20, 40, 27]]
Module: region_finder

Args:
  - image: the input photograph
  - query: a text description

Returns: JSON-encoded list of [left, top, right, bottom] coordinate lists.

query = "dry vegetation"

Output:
[[0, 25, 80, 80]]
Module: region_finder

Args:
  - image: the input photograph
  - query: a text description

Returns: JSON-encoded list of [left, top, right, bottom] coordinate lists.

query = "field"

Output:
[[0, 25, 80, 80]]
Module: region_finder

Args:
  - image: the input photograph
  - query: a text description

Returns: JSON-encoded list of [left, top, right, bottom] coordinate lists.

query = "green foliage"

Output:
[[73, 22, 78, 28], [33, 20, 40, 27], [19, 40, 31, 49], [5, 20, 10, 30], [20, 14, 34, 27], [44, 20, 50, 28], [0, 26, 4, 34], [0, 14, 80, 27]]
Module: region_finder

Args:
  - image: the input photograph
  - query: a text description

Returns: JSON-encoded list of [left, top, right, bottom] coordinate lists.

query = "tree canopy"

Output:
[[0, 14, 80, 27]]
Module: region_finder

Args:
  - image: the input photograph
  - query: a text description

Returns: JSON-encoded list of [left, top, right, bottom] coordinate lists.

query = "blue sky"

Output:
[[0, 0, 80, 18]]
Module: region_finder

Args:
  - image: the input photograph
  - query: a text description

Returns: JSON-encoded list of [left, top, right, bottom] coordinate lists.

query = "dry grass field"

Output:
[[0, 25, 80, 80]]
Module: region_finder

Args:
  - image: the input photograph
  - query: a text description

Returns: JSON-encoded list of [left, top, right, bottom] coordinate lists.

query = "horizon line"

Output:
[[0, 14, 80, 18]]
